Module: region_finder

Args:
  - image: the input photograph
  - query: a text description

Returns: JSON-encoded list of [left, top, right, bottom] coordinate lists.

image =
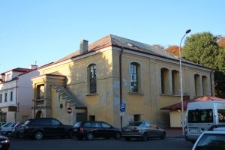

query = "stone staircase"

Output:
[[52, 84, 85, 107]]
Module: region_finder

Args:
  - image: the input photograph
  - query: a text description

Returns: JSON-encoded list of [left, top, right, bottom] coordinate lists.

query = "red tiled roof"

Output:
[[161, 96, 225, 110]]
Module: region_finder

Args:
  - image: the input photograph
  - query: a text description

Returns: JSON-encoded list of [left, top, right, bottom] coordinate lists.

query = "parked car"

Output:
[[72, 121, 121, 140], [12, 122, 24, 138], [207, 124, 225, 131], [20, 118, 73, 140], [192, 130, 225, 150], [0, 122, 18, 136], [0, 122, 6, 127], [0, 135, 10, 150], [121, 121, 166, 141]]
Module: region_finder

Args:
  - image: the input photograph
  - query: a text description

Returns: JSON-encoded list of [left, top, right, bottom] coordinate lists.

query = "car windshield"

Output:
[[194, 133, 225, 150], [23, 120, 31, 126], [74, 122, 82, 127], [3, 123, 13, 127]]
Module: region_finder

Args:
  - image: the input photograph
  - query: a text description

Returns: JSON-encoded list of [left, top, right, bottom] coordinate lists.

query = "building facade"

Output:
[[31, 34, 214, 128], [0, 65, 38, 122]]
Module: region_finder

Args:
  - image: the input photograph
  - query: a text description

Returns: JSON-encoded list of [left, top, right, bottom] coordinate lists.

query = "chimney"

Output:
[[30, 65, 38, 69], [80, 39, 88, 53]]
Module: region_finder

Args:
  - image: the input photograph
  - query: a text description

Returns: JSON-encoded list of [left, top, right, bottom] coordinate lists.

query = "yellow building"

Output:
[[31, 34, 214, 128]]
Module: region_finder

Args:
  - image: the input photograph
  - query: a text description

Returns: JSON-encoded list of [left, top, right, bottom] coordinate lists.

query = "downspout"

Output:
[[15, 79, 18, 122], [210, 70, 215, 96], [119, 47, 124, 128]]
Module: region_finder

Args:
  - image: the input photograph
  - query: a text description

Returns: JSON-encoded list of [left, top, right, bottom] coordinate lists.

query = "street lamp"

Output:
[[179, 29, 191, 136]]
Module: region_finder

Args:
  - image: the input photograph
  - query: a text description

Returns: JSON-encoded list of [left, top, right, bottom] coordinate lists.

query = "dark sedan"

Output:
[[0, 135, 10, 150], [72, 121, 121, 140], [121, 121, 166, 141]]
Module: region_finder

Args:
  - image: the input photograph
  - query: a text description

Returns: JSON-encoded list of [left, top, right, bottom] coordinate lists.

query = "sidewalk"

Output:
[[165, 128, 185, 138]]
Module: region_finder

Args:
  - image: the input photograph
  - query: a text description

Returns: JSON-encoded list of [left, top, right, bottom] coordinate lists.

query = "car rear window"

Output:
[[83, 122, 92, 127]]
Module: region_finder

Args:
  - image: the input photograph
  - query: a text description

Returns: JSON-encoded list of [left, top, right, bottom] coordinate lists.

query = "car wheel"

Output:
[[114, 132, 121, 139], [86, 133, 94, 140], [18, 132, 24, 139], [160, 132, 166, 139], [6, 132, 12, 137], [141, 133, 148, 141], [124, 137, 130, 141], [67, 130, 73, 138], [34, 131, 43, 140]]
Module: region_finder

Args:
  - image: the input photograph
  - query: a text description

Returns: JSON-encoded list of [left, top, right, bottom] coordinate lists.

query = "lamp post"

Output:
[[179, 29, 191, 136]]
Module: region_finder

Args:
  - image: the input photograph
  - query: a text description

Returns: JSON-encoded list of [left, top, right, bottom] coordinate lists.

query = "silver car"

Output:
[[121, 121, 166, 141]]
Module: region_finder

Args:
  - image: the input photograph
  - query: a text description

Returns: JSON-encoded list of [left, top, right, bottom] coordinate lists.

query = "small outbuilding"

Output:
[[161, 96, 225, 128]]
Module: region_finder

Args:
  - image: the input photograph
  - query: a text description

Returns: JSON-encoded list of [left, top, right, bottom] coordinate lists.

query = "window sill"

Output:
[[160, 94, 181, 97], [128, 92, 144, 96], [86, 93, 98, 96]]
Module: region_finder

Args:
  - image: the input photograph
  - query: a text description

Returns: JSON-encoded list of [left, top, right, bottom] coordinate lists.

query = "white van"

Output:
[[185, 100, 225, 142]]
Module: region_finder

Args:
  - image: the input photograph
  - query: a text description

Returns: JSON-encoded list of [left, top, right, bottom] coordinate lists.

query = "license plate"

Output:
[[190, 128, 198, 132], [124, 129, 131, 131]]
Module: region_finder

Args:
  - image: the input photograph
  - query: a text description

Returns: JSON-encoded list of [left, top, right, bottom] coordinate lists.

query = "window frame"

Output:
[[130, 62, 140, 93], [88, 64, 97, 94]]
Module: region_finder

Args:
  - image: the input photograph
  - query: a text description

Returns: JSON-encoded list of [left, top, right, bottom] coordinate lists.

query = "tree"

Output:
[[218, 37, 225, 48], [182, 32, 219, 69], [182, 32, 225, 98], [165, 45, 179, 56]]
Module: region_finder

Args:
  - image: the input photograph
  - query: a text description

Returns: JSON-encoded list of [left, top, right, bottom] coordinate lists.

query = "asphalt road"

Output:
[[9, 137, 193, 150]]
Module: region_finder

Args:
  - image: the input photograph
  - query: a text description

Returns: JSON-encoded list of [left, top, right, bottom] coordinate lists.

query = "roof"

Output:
[[161, 96, 225, 110], [47, 34, 208, 69], [1, 67, 33, 75]]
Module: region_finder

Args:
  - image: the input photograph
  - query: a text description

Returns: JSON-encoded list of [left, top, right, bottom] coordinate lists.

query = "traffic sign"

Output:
[[67, 107, 72, 114], [120, 103, 126, 112]]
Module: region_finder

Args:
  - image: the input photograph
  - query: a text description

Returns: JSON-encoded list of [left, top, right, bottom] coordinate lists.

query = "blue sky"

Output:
[[0, 0, 224, 72]]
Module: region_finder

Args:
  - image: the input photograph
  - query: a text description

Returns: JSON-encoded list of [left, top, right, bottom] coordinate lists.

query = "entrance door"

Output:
[[76, 113, 86, 122]]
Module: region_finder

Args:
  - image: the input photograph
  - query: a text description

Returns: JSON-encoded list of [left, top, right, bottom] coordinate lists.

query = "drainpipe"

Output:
[[119, 47, 124, 129], [210, 70, 215, 96]]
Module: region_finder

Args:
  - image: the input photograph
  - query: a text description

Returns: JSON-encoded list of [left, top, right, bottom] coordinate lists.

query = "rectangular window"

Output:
[[89, 65, 97, 93], [188, 109, 213, 123], [161, 71, 165, 93], [130, 63, 139, 92], [0, 94, 2, 103], [218, 109, 225, 123], [4, 93, 7, 102], [10, 91, 13, 101]]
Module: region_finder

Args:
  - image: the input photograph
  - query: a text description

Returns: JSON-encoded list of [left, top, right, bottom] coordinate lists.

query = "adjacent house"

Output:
[[31, 34, 214, 128], [0, 65, 39, 122]]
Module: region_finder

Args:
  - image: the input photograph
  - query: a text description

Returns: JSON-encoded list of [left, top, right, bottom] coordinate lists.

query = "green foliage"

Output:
[[214, 71, 225, 98], [181, 32, 225, 98], [182, 32, 219, 69], [216, 47, 225, 73]]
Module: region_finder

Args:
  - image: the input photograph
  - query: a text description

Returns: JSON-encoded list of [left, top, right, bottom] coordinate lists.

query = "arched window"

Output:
[[130, 62, 140, 92], [161, 68, 169, 94], [172, 70, 179, 95], [194, 74, 200, 96], [202, 75, 207, 95], [88, 64, 97, 93]]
